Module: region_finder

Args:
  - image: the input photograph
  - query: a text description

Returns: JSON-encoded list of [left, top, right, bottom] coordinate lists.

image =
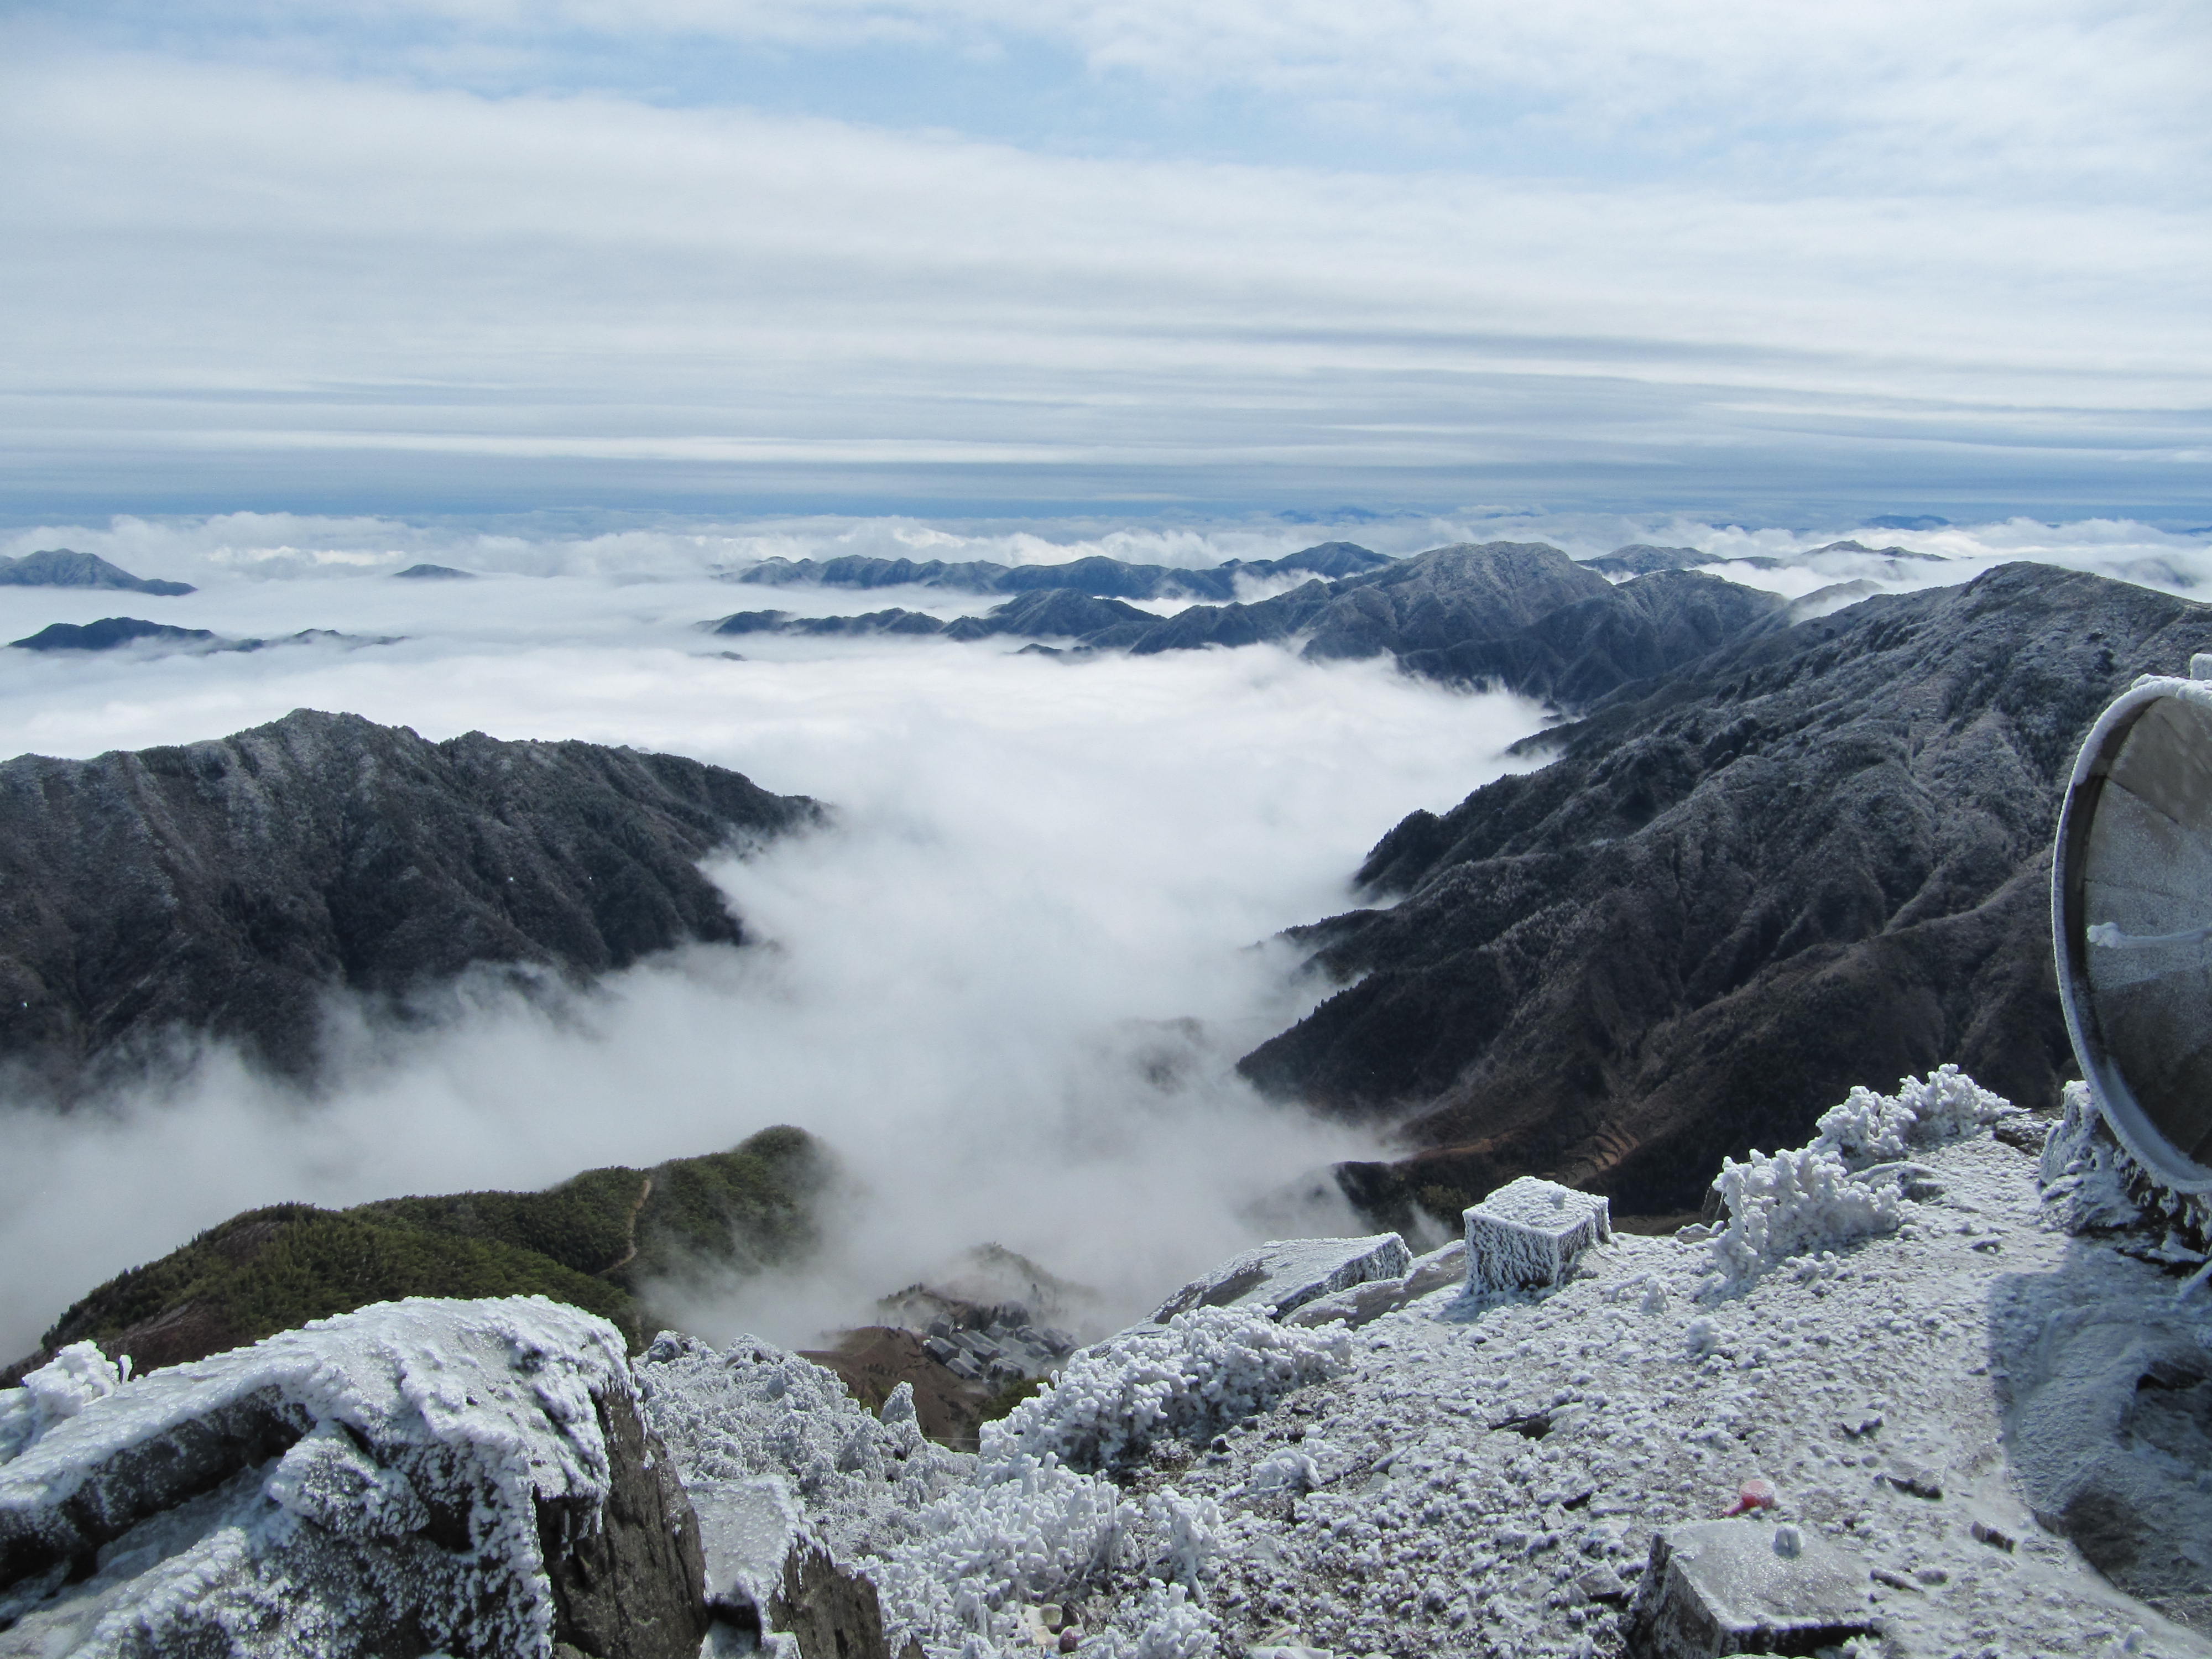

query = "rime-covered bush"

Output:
[[871, 1455, 1130, 1650], [1702, 1144, 1900, 1294], [980, 1307, 1350, 1476], [1814, 1064, 2015, 1169], [1101, 1582, 1220, 1659]]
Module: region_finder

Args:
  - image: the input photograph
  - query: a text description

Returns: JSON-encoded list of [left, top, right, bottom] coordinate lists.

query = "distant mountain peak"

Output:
[[0, 548, 195, 595]]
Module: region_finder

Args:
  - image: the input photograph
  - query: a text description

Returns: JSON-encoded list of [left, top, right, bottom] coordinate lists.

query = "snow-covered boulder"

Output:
[[1462, 1177, 1611, 1293], [2041, 1079, 2212, 1255], [1624, 1520, 1876, 1658], [1285, 1241, 1468, 1330], [1146, 1236, 1411, 1326], [0, 1297, 707, 1659]]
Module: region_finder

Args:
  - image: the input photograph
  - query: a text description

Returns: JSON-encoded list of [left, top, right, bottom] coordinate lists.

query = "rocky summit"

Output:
[[0, 709, 821, 1089], [1239, 564, 2212, 1218]]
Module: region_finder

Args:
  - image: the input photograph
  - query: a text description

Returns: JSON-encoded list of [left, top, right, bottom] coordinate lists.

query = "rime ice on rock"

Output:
[[1146, 1235, 1411, 1325], [1624, 1519, 1877, 1658], [0, 1297, 706, 1659], [1462, 1177, 1611, 1293]]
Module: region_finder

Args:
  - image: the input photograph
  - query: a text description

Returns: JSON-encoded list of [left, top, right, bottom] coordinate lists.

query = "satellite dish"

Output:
[[2055, 661, 2212, 1193]]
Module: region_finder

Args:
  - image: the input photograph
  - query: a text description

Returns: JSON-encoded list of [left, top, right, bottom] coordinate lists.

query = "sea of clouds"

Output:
[[0, 509, 2206, 1362]]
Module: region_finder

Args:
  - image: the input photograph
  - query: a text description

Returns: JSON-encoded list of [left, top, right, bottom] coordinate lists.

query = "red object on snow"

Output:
[[1719, 1478, 1777, 1517]]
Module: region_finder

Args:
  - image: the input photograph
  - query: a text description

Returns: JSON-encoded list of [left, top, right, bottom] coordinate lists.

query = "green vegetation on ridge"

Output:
[[13, 1127, 826, 1380]]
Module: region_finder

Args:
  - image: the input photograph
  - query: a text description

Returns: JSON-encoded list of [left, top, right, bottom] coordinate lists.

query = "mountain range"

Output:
[[712, 541, 1803, 708], [0, 709, 821, 1091], [1241, 561, 2209, 1219]]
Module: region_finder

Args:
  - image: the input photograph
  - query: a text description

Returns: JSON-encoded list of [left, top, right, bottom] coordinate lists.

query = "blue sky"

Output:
[[3, 0, 2208, 526]]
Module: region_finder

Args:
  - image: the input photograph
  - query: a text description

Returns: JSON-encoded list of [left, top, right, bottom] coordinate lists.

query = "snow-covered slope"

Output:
[[641, 1071, 2212, 1659], [4, 1072, 2208, 1659]]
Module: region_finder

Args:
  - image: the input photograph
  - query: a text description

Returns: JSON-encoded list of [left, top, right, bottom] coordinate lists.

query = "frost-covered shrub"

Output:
[[871, 1454, 1130, 1652], [981, 1307, 1349, 1476], [1091, 1582, 1219, 1659], [1141, 1489, 1225, 1588], [1702, 1144, 1900, 1294], [1814, 1064, 2013, 1169]]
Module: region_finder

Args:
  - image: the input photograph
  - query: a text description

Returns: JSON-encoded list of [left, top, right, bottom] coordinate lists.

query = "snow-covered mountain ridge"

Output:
[[2, 1072, 2209, 1658]]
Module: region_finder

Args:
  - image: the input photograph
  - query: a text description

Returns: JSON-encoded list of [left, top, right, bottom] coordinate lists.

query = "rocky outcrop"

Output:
[[0, 709, 821, 1087], [0, 1298, 709, 1659], [0, 550, 194, 596], [1240, 564, 2212, 1216]]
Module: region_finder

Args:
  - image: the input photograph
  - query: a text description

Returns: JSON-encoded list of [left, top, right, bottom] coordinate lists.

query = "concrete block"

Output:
[[1623, 1519, 1876, 1658], [1463, 1177, 1613, 1293]]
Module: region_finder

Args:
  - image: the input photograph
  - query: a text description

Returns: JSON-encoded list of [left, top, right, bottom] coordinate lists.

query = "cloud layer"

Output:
[[0, 601, 1548, 1358]]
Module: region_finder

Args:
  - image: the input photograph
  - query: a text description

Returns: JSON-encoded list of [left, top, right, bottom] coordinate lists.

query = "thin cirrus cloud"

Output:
[[0, 1, 2206, 521]]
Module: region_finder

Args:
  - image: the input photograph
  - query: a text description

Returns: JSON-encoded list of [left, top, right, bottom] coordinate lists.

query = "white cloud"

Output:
[[0, 38, 2204, 514], [0, 605, 1550, 1358]]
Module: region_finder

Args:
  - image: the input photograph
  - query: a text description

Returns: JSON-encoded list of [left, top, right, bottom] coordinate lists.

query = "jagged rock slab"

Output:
[[1146, 1234, 1411, 1324], [1282, 1239, 1467, 1329], [1624, 1520, 1876, 1657], [1244, 564, 2212, 1214], [0, 709, 820, 1086], [0, 550, 194, 596], [1463, 1177, 1612, 1292], [0, 1297, 708, 1659]]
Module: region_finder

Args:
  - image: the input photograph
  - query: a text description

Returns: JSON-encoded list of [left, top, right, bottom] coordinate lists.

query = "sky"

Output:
[[3, 0, 2208, 525]]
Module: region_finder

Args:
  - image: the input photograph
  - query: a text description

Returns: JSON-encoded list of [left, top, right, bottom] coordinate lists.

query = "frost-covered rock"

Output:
[[0, 1297, 706, 1659], [1814, 1064, 2017, 1169], [1285, 1239, 1468, 1330], [2041, 1081, 2212, 1255], [0, 1345, 125, 1465], [1146, 1236, 1411, 1326], [1462, 1178, 1612, 1293], [984, 1308, 1349, 1477], [1623, 1519, 1876, 1658], [640, 1324, 1294, 1659]]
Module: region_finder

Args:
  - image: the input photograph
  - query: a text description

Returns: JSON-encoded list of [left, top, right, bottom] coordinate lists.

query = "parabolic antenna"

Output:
[[2055, 662, 2212, 1193]]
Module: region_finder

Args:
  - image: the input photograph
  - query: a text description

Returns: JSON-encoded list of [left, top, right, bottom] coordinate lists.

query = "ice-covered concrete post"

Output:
[[1623, 1519, 1876, 1657], [1463, 1177, 1612, 1293]]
